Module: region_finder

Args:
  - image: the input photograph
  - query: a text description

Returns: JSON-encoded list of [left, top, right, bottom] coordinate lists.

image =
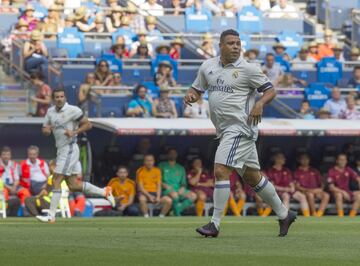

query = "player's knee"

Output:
[[323, 192, 330, 200], [298, 192, 307, 201], [169, 192, 178, 199], [334, 192, 343, 200], [139, 195, 147, 203], [214, 164, 231, 181], [198, 192, 207, 201], [163, 196, 172, 205], [306, 192, 314, 199]]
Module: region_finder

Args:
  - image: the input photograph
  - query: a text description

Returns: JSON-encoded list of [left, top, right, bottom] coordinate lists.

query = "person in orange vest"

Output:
[[318, 29, 335, 59], [0, 146, 31, 206], [20, 146, 49, 199]]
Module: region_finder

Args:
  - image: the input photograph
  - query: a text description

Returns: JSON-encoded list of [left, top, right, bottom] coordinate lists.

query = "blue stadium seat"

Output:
[[57, 28, 85, 58], [240, 34, 251, 51], [184, 6, 212, 32], [111, 28, 137, 48], [171, 95, 185, 117], [275, 56, 291, 73], [32, 3, 48, 19], [237, 6, 263, 33], [276, 31, 303, 58], [317, 57, 342, 85], [141, 81, 159, 99], [96, 54, 123, 73], [304, 83, 331, 109], [96, 95, 131, 117]]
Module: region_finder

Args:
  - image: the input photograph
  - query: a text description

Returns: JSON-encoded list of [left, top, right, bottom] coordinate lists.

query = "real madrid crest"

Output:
[[232, 70, 240, 79]]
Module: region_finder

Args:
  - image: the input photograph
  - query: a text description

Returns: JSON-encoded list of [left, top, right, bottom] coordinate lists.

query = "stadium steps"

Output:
[[0, 84, 28, 118]]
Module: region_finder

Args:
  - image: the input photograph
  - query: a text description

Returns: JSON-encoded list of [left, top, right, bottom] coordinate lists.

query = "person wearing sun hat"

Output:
[[307, 41, 320, 61], [64, 13, 76, 28], [132, 41, 152, 63], [20, 4, 39, 31], [272, 42, 287, 58], [44, 4, 63, 32], [156, 43, 171, 55], [332, 43, 344, 62], [23, 30, 49, 78], [244, 48, 259, 62], [130, 29, 154, 57], [170, 37, 184, 60], [154, 60, 176, 88], [349, 47, 360, 62], [292, 45, 316, 69], [126, 3, 146, 33], [91, 13, 107, 33], [105, 6, 122, 33], [197, 32, 217, 59], [74, 6, 95, 32], [152, 85, 178, 118], [145, 15, 164, 42]]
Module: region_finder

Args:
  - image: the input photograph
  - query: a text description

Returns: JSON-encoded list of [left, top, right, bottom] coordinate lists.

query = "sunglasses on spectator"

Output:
[[100, 64, 108, 67]]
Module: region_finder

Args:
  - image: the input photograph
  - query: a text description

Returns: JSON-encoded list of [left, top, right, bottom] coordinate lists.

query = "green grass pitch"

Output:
[[0, 217, 359, 266]]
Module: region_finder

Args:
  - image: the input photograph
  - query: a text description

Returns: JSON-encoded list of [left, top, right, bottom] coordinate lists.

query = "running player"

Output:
[[36, 88, 115, 223], [184, 29, 296, 237]]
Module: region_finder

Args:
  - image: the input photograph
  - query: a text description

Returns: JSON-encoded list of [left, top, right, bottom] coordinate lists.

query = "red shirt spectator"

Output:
[[294, 167, 322, 189], [187, 161, 213, 198], [30, 72, 52, 117]]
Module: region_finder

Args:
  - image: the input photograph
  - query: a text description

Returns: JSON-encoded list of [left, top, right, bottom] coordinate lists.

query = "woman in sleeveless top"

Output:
[[152, 86, 178, 118]]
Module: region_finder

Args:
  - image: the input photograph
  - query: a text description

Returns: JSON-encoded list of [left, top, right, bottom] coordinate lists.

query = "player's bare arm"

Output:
[[184, 87, 201, 106], [248, 87, 276, 126], [64, 117, 92, 138], [42, 125, 52, 136]]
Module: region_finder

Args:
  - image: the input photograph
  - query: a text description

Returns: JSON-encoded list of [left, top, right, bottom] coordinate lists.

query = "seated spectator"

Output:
[[106, 6, 122, 33], [41, 22, 58, 40], [203, 0, 222, 16], [244, 48, 259, 62], [307, 41, 320, 62], [23, 30, 48, 78], [170, 38, 184, 60], [155, 43, 171, 55], [0, 146, 30, 213], [269, 0, 299, 19], [126, 4, 146, 34], [107, 166, 139, 216], [298, 100, 315, 119], [108, 0, 120, 9], [339, 95, 360, 120], [94, 60, 113, 86], [294, 153, 329, 217], [130, 30, 154, 57], [74, 6, 95, 32], [43, 4, 63, 33], [112, 72, 122, 87], [145, 16, 164, 42], [92, 14, 107, 33], [1, 19, 29, 55], [170, 0, 185, 15], [183, 93, 210, 118], [332, 43, 344, 62], [328, 153, 360, 217], [277, 73, 307, 91], [317, 108, 331, 119], [262, 53, 284, 86], [292, 45, 316, 69], [196, 33, 217, 59], [0, 0, 19, 13], [29, 72, 52, 117], [132, 41, 152, 63], [136, 154, 173, 218], [322, 88, 346, 118], [224, 171, 245, 216], [349, 47, 360, 62], [154, 61, 176, 87], [78, 72, 97, 115], [266, 152, 310, 217], [187, 158, 213, 217], [111, 41, 128, 59], [152, 85, 178, 118], [272, 42, 287, 59], [222, 1, 236, 17], [159, 148, 197, 216], [318, 29, 335, 59], [252, 0, 271, 11], [126, 85, 153, 117], [20, 4, 39, 31], [140, 0, 165, 16], [347, 66, 360, 88], [63, 13, 76, 29]]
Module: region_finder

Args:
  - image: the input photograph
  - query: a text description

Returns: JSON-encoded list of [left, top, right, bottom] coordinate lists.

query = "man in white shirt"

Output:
[[140, 0, 165, 16], [292, 45, 316, 69], [323, 88, 347, 118], [269, 0, 299, 19]]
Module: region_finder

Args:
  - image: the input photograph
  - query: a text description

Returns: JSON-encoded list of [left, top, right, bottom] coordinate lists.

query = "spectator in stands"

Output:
[[183, 93, 210, 118], [339, 95, 360, 120], [222, 1, 236, 17], [74, 6, 95, 32], [130, 30, 154, 57], [95, 60, 113, 86], [269, 0, 298, 18], [307, 41, 320, 62], [277, 73, 307, 91], [126, 85, 153, 117], [127, 4, 146, 33], [20, 4, 39, 31], [347, 66, 360, 89], [0, 0, 19, 13], [262, 53, 284, 86], [298, 100, 315, 119], [152, 85, 178, 118], [202, 0, 223, 16], [140, 0, 165, 16], [322, 87, 346, 118], [292, 45, 316, 69], [155, 43, 171, 55], [41, 22, 58, 41], [29, 72, 52, 117], [137, 154, 173, 217], [92, 14, 107, 33], [145, 16, 164, 42], [272, 42, 286, 59], [78, 72, 96, 115], [112, 72, 122, 87], [294, 153, 329, 217], [117, 16, 137, 48], [266, 152, 310, 217], [349, 47, 360, 62], [196, 33, 217, 59], [112, 38, 129, 59], [187, 157, 213, 217], [132, 41, 152, 63], [318, 29, 335, 59], [328, 153, 360, 217], [108, 0, 120, 8], [252, 0, 271, 11], [317, 108, 331, 119], [159, 148, 197, 216], [1, 19, 29, 55], [154, 61, 176, 87], [224, 171, 245, 216], [107, 166, 139, 216], [43, 4, 63, 33], [170, 0, 185, 15], [64, 14, 76, 29], [170, 38, 184, 60], [23, 30, 48, 78], [332, 43, 344, 62], [244, 48, 259, 62], [106, 6, 122, 33]]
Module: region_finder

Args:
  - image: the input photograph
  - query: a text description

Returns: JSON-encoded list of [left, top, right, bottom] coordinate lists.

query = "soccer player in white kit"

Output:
[[36, 88, 115, 223], [184, 29, 297, 237]]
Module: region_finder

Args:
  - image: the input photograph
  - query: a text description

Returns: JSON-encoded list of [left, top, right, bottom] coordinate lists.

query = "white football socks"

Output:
[[253, 176, 288, 220], [211, 180, 231, 229], [49, 189, 61, 219], [82, 182, 105, 197]]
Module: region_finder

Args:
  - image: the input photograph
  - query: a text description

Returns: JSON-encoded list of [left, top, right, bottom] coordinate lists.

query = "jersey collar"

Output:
[[219, 56, 243, 68], [56, 102, 69, 112]]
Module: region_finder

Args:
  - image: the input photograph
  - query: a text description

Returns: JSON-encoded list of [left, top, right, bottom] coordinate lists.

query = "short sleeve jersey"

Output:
[[294, 167, 322, 189], [192, 56, 272, 139], [136, 166, 162, 193], [107, 177, 136, 205], [267, 167, 293, 187], [159, 162, 187, 191], [43, 103, 83, 149], [327, 167, 358, 191]]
